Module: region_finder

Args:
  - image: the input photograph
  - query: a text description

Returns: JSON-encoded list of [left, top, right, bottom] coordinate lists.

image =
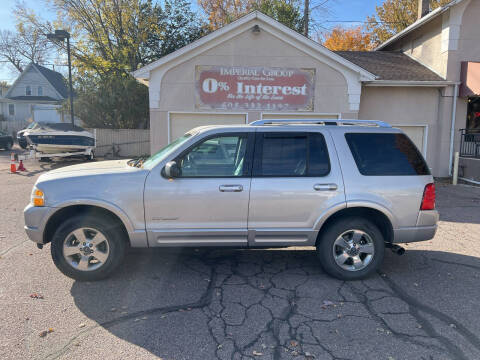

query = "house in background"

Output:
[[0, 62, 70, 135]]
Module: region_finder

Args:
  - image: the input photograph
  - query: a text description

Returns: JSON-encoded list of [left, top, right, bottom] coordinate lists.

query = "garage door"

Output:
[[169, 113, 246, 141], [261, 113, 339, 120], [394, 125, 426, 155]]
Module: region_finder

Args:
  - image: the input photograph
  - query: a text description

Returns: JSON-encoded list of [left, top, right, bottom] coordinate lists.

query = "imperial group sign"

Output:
[[195, 66, 315, 111]]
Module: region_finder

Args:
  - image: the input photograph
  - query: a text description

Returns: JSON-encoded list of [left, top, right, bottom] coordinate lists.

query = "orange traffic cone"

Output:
[[10, 153, 16, 173], [18, 159, 26, 171]]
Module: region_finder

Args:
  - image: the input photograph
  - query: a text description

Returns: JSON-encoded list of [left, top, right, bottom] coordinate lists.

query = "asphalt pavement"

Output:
[[1, 146, 480, 360]]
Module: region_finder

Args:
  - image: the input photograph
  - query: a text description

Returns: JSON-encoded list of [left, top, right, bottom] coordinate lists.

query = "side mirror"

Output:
[[164, 161, 180, 178]]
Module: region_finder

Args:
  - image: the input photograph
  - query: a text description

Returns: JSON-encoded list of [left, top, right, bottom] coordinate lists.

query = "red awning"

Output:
[[460, 62, 480, 97]]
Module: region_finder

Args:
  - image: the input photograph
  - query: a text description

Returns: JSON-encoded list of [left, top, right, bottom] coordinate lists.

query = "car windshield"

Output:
[[140, 133, 193, 169]]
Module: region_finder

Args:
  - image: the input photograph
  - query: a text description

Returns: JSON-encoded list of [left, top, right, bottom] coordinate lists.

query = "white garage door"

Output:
[[261, 113, 339, 120], [169, 113, 246, 141], [394, 125, 426, 155]]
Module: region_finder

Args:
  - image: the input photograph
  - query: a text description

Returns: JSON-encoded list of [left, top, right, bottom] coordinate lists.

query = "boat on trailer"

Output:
[[24, 123, 95, 154]]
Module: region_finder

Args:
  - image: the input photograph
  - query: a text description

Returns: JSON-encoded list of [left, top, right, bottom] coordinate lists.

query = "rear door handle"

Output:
[[313, 183, 338, 191], [219, 185, 243, 192]]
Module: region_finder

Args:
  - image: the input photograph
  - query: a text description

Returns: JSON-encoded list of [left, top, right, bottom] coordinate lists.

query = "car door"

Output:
[[144, 130, 254, 246], [248, 129, 345, 246]]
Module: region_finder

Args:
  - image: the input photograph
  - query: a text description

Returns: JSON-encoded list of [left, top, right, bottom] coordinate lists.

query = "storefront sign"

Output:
[[195, 66, 315, 111]]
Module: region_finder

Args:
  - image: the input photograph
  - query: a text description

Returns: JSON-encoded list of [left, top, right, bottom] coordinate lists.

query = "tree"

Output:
[[14, 0, 205, 129], [198, 0, 304, 33], [366, 0, 452, 44], [142, 0, 208, 62], [0, 25, 51, 73], [15, 0, 206, 77], [253, 0, 304, 33], [74, 74, 149, 129], [322, 26, 374, 51]]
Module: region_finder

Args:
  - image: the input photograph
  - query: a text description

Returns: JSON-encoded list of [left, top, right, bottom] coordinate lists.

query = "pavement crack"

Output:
[[379, 272, 480, 360]]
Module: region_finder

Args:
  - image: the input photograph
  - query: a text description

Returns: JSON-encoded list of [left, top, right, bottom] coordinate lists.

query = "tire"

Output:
[[51, 214, 127, 281], [316, 217, 385, 280]]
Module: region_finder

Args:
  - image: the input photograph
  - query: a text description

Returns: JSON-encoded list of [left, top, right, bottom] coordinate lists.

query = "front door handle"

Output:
[[219, 184, 243, 192], [314, 183, 338, 191]]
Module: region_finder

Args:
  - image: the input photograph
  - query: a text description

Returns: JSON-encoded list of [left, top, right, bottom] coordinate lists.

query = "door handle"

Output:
[[313, 183, 338, 191], [219, 184, 243, 192]]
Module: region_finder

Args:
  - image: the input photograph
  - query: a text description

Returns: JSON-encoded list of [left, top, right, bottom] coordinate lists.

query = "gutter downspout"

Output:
[[448, 83, 459, 176]]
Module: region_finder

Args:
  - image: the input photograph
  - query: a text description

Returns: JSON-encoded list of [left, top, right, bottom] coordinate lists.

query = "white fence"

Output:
[[86, 128, 150, 158]]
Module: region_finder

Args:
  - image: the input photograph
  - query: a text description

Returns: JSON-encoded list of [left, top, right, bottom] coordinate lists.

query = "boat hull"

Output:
[[26, 133, 95, 154]]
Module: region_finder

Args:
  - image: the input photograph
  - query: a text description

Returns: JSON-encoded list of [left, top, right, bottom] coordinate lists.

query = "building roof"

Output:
[[32, 63, 69, 98], [4, 62, 69, 100], [375, 0, 465, 50], [8, 95, 60, 102], [335, 51, 445, 81]]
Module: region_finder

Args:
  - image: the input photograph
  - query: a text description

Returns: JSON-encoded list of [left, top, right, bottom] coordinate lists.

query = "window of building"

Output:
[[466, 97, 480, 130], [345, 133, 430, 176], [253, 132, 330, 177], [38, 86, 43, 96], [26, 86, 31, 96], [8, 104, 14, 116]]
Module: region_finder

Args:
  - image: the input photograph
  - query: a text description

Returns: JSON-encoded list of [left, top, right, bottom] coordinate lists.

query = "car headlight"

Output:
[[31, 187, 45, 207]]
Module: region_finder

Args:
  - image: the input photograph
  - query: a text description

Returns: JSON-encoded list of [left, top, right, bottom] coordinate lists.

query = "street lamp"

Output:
[[47, 30, 74, 129]]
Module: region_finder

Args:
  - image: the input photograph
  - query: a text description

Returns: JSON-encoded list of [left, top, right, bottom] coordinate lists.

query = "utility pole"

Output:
[[47, 30, 74, 129], [304, 0, 309, 37]]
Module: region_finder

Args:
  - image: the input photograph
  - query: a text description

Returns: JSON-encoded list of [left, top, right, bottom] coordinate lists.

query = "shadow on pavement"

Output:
[[69, 248, 480, 359]]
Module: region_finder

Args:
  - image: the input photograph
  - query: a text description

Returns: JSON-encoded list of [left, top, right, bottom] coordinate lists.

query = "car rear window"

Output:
[[345, 133, 430, 176]]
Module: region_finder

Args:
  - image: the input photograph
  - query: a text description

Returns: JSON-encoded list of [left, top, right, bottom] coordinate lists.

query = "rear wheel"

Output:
[[317, 217, 385, 280], [51, 214, 127, 281]]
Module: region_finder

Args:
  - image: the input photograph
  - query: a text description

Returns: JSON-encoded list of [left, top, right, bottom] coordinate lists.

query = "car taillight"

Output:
[[420, 183, 435, 210]]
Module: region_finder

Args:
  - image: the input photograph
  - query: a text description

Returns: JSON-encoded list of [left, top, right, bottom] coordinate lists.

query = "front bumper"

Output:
[[24, 204, 55, 244]]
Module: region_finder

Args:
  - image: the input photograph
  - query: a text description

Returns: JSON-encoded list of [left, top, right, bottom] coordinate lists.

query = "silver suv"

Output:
[[24, 119, 438, 281]]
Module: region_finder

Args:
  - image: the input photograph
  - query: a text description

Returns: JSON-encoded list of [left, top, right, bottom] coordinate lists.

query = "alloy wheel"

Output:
[[332, 229, 375, 272], [62, 227, 110, 271]]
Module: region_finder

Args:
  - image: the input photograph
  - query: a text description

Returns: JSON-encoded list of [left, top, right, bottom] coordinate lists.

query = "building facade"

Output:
[[134, 0, 479, 178], [0, 63, 69, 135]]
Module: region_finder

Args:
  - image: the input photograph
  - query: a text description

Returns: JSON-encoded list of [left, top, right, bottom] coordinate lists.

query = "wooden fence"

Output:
[[86, 128, 150, 158]]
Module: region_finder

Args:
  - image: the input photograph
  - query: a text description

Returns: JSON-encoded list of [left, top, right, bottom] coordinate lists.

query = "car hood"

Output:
[[38, 159, 141, 181]]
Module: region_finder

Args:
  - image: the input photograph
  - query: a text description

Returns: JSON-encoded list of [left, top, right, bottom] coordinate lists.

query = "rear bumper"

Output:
[[393, 225, 437, 243], [24, 204, 55, 244], [392, 210, 439, 243]]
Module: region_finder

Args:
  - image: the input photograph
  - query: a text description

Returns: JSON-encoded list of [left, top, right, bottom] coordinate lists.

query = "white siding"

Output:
[[8, 67, 62, 100]]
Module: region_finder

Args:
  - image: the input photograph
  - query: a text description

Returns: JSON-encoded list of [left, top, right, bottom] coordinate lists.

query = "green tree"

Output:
[[198, 0, 304, 33], [74, 75, 149, 129], [15, 0, 206, 129], [252, 0, 304, 33], [367, 0, 452, 45], [142, 0, 208, 62]]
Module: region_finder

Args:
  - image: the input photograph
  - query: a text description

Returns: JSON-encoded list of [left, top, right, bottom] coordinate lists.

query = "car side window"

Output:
[[177, 134, 249, 177], [253, 132, 330, 177]]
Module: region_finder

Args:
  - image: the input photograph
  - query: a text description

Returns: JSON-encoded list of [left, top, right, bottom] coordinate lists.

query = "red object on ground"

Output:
[[18, 160, 26, 171], [10, 153, 16, 173], [421, 183, 435, 210]]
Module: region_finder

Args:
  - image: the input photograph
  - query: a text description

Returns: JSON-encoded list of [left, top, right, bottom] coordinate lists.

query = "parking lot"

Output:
[[1, 147, 480, 360]]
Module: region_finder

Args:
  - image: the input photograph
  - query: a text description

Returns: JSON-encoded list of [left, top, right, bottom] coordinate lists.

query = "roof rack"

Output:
[[249, 119, 391, 128]]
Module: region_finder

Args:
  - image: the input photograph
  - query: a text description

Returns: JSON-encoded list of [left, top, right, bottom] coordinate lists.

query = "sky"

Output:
[[0, 0, 384, 84]]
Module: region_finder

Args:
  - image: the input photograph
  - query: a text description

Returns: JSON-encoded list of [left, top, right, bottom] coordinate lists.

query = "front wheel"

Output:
[[317, 217, 385, 280], [51, 215, 127, 281]]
